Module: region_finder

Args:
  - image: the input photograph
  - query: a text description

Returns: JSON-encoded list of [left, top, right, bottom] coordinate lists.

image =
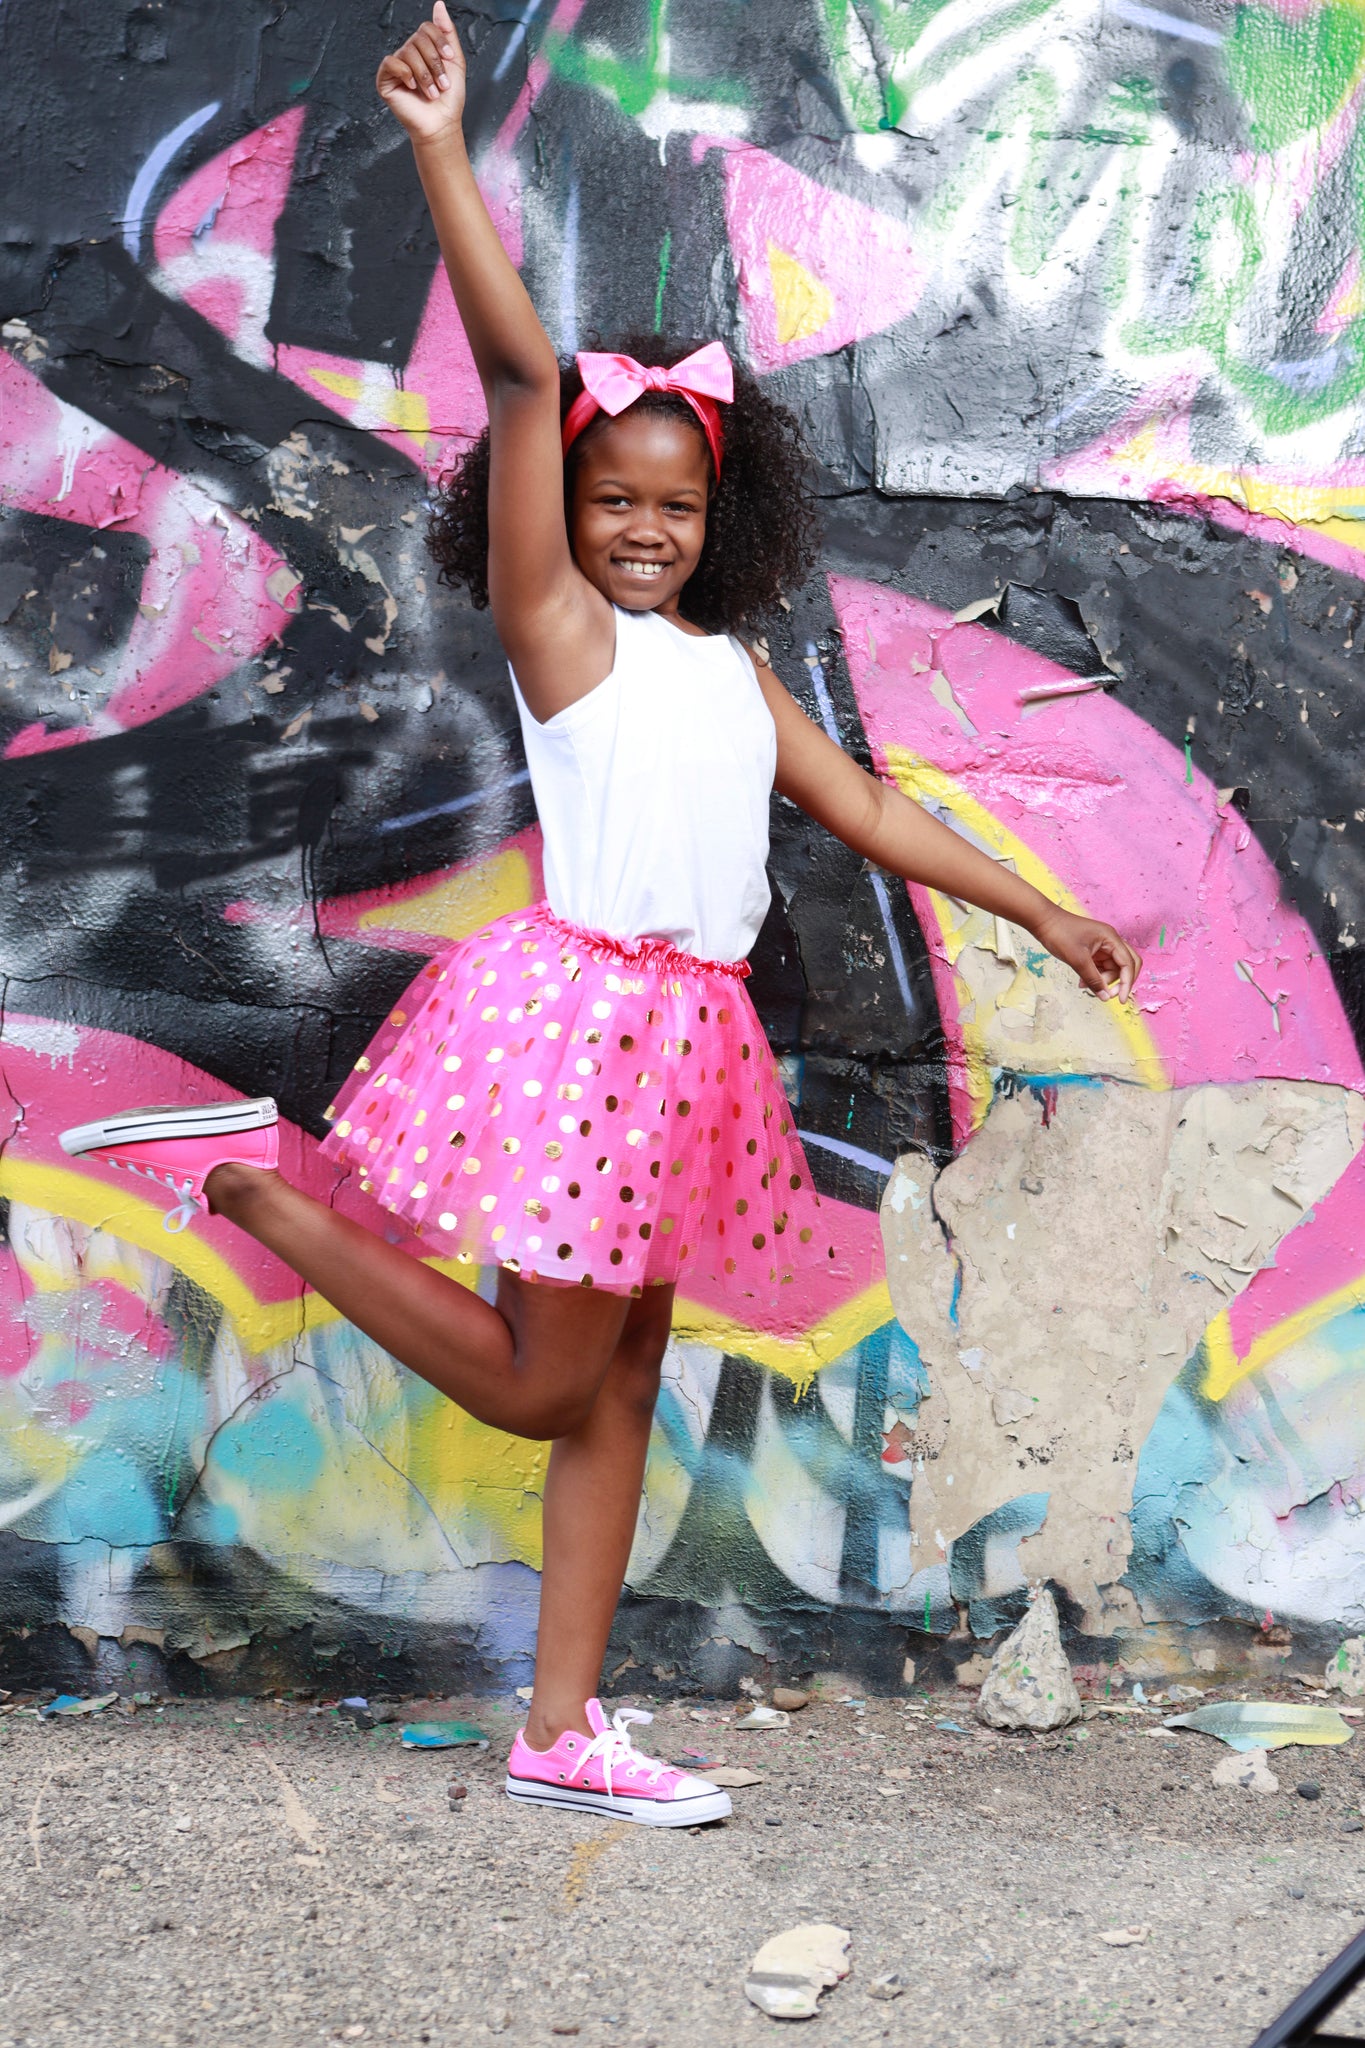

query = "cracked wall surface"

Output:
[[4, 0, 1365, 1691], [881, 1080, 1365, 1635]]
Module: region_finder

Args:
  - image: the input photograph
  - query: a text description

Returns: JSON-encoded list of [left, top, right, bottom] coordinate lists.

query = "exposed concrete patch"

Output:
[[881, 1079, 1365, 1632]]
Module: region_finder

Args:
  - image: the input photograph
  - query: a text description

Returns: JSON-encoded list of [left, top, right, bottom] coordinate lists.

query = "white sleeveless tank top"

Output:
[[509, 606, 777, 964]]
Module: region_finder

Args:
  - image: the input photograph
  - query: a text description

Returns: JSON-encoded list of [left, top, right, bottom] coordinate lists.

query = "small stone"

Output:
[[448, 1782, 468, 1805], [744, 1924, 852, 2020], [1288, 1888, 1306, 1900], [486, 2012, 511, 2036], [1326, 1638, 1365, 1697], [977, 1588, 1082, 1732], [1340, 1818, 1363, 1833], [771, 1687, 810, 1712], [868, 1972, 905, 2002], [1211, 1749, 1279, 1795], [1297, 1781, 1322, 1801], [901, 1656, 916, 1688]]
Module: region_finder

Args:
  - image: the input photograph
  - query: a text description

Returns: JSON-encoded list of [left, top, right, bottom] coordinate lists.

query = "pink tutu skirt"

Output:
[[319, 902, 834, 1299]]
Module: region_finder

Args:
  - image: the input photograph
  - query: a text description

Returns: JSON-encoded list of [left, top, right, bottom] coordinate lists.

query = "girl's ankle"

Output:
[[524, 1705, 593, 1751], [204, 1159, 278, 1214]]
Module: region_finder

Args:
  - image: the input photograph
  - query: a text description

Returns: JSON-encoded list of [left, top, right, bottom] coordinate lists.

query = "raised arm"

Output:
[[755, 662, 1142, 1002], [377, 3, 611, 710]]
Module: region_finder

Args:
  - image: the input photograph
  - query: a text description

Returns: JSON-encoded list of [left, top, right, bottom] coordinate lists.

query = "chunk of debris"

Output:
[[1164, 1701, 1352, 1752], [977, 1588, 1082, 1732], [734, 1706, 790, 1731], [399, 1721, 489, 1750], [744, 1924, 852, 2020], [40, 1693, 119, 1719], [1211, 1748, 1279, 1794], [771, 1688, 810, 1712], [698, 1766, 763, 1787], [1326, 1638, 1365, 1697], [868, 1971, 905, 2001], [1099, 1925, 1151, 1947]]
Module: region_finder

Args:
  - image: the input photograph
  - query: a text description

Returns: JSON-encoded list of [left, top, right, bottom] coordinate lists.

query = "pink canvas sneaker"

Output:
[[58, 1099, 279, 1232], [505, 1700, 732, 1827]]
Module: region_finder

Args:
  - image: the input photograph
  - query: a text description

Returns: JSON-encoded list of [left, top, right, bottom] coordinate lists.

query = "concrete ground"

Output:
[[3, 1683, 1365, 2047]]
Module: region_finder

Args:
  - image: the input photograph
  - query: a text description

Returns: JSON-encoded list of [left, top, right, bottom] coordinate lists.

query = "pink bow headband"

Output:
[[561, 342, 734, 476]]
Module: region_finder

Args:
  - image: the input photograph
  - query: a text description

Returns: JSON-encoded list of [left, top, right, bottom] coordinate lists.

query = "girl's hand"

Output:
[[377, 0, 467, 143], [1030, 905, 1142, 1003]]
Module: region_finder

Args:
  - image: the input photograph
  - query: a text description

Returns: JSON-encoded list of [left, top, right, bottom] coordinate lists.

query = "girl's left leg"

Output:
[[522, 1284, 674, 1750]]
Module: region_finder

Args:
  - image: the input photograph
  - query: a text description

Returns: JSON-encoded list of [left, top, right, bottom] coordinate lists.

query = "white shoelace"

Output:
[[567, 1707, 670, 1801], [163, 1194, 200, 1234], [104, 1155, 202, 1234]]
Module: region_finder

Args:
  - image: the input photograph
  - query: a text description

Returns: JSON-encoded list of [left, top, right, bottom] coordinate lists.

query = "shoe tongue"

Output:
[[585, 1698, 609, 1736]]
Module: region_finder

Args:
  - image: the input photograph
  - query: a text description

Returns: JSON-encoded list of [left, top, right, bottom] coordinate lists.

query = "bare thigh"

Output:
[[494, 1270, 651, 1438]]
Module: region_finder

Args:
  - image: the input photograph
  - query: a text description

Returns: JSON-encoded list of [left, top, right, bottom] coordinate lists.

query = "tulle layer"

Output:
[[320, 902, 832, 1298]]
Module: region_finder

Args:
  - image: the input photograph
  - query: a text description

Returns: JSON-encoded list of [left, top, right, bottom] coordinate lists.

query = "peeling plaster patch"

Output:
[[882, 1078, 1365, 1632], [707, 1600, 775, 1659], [0, 1017, 81, 1065]]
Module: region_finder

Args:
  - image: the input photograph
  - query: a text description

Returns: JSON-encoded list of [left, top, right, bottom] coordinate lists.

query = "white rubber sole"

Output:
[[59, 1098, 278, 1156], [504, 1775, 732, 1827]]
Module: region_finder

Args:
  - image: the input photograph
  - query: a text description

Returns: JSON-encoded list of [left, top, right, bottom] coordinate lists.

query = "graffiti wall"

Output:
[[3, 0, 1365, 1694]]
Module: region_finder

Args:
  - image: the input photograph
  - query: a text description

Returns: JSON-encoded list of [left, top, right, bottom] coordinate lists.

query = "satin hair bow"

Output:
[[560, 342, 734, 474]]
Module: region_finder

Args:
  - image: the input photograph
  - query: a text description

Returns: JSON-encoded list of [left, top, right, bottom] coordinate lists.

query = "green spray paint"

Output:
[[1227, 1, 1365, 154], [654, 228, 672, 332], [546, 0, 745, 122], [818, 0, 1365, 445]]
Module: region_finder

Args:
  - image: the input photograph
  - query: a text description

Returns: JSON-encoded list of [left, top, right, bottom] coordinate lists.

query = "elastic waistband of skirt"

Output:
[[533, 904, 751, 981]]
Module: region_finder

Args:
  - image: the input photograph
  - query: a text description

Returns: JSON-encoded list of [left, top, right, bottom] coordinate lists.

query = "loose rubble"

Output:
[[744, 1924, 852, 2020], [1211, 1748, 1279, 1794], [1326, 1638, 1365, 1697], [977, 1588, 1082, 1732]]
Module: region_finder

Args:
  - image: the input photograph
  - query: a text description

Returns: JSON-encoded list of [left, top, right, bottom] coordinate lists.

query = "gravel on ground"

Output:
[[3, 1681, 1364, 2047]]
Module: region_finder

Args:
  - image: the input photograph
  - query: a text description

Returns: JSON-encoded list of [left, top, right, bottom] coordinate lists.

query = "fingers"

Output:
[[380, 17, 457, 102], [1087, 931, 1143, 1005], [406, 25, 447, 97], [1077, 945, 1112, 1000], [1030, 909, 1144, 1004]]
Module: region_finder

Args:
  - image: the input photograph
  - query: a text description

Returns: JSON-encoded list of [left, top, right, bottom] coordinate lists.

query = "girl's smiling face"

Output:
[[568, 408, 713, 621]]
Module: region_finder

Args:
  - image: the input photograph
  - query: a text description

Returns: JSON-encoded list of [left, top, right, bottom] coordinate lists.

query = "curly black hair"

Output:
[[426, 333, 820, 633]]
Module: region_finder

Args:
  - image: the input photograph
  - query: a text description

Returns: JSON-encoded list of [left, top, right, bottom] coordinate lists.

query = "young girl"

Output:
[[58, 3, 1141, 1827]]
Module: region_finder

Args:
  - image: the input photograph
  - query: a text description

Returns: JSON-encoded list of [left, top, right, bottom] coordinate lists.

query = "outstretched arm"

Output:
[[377, 4, 611, 710], [757, 662, 1143, 1002]]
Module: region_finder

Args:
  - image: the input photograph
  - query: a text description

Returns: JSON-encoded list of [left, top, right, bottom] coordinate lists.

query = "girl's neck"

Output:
[[633, 595, 710, 640]]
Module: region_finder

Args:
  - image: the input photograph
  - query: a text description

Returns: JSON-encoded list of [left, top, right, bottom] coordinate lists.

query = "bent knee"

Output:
[[609, 1328, 666, 1420], [544, 1396, 598, 1439], [512, 1389, 599, 1441]]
